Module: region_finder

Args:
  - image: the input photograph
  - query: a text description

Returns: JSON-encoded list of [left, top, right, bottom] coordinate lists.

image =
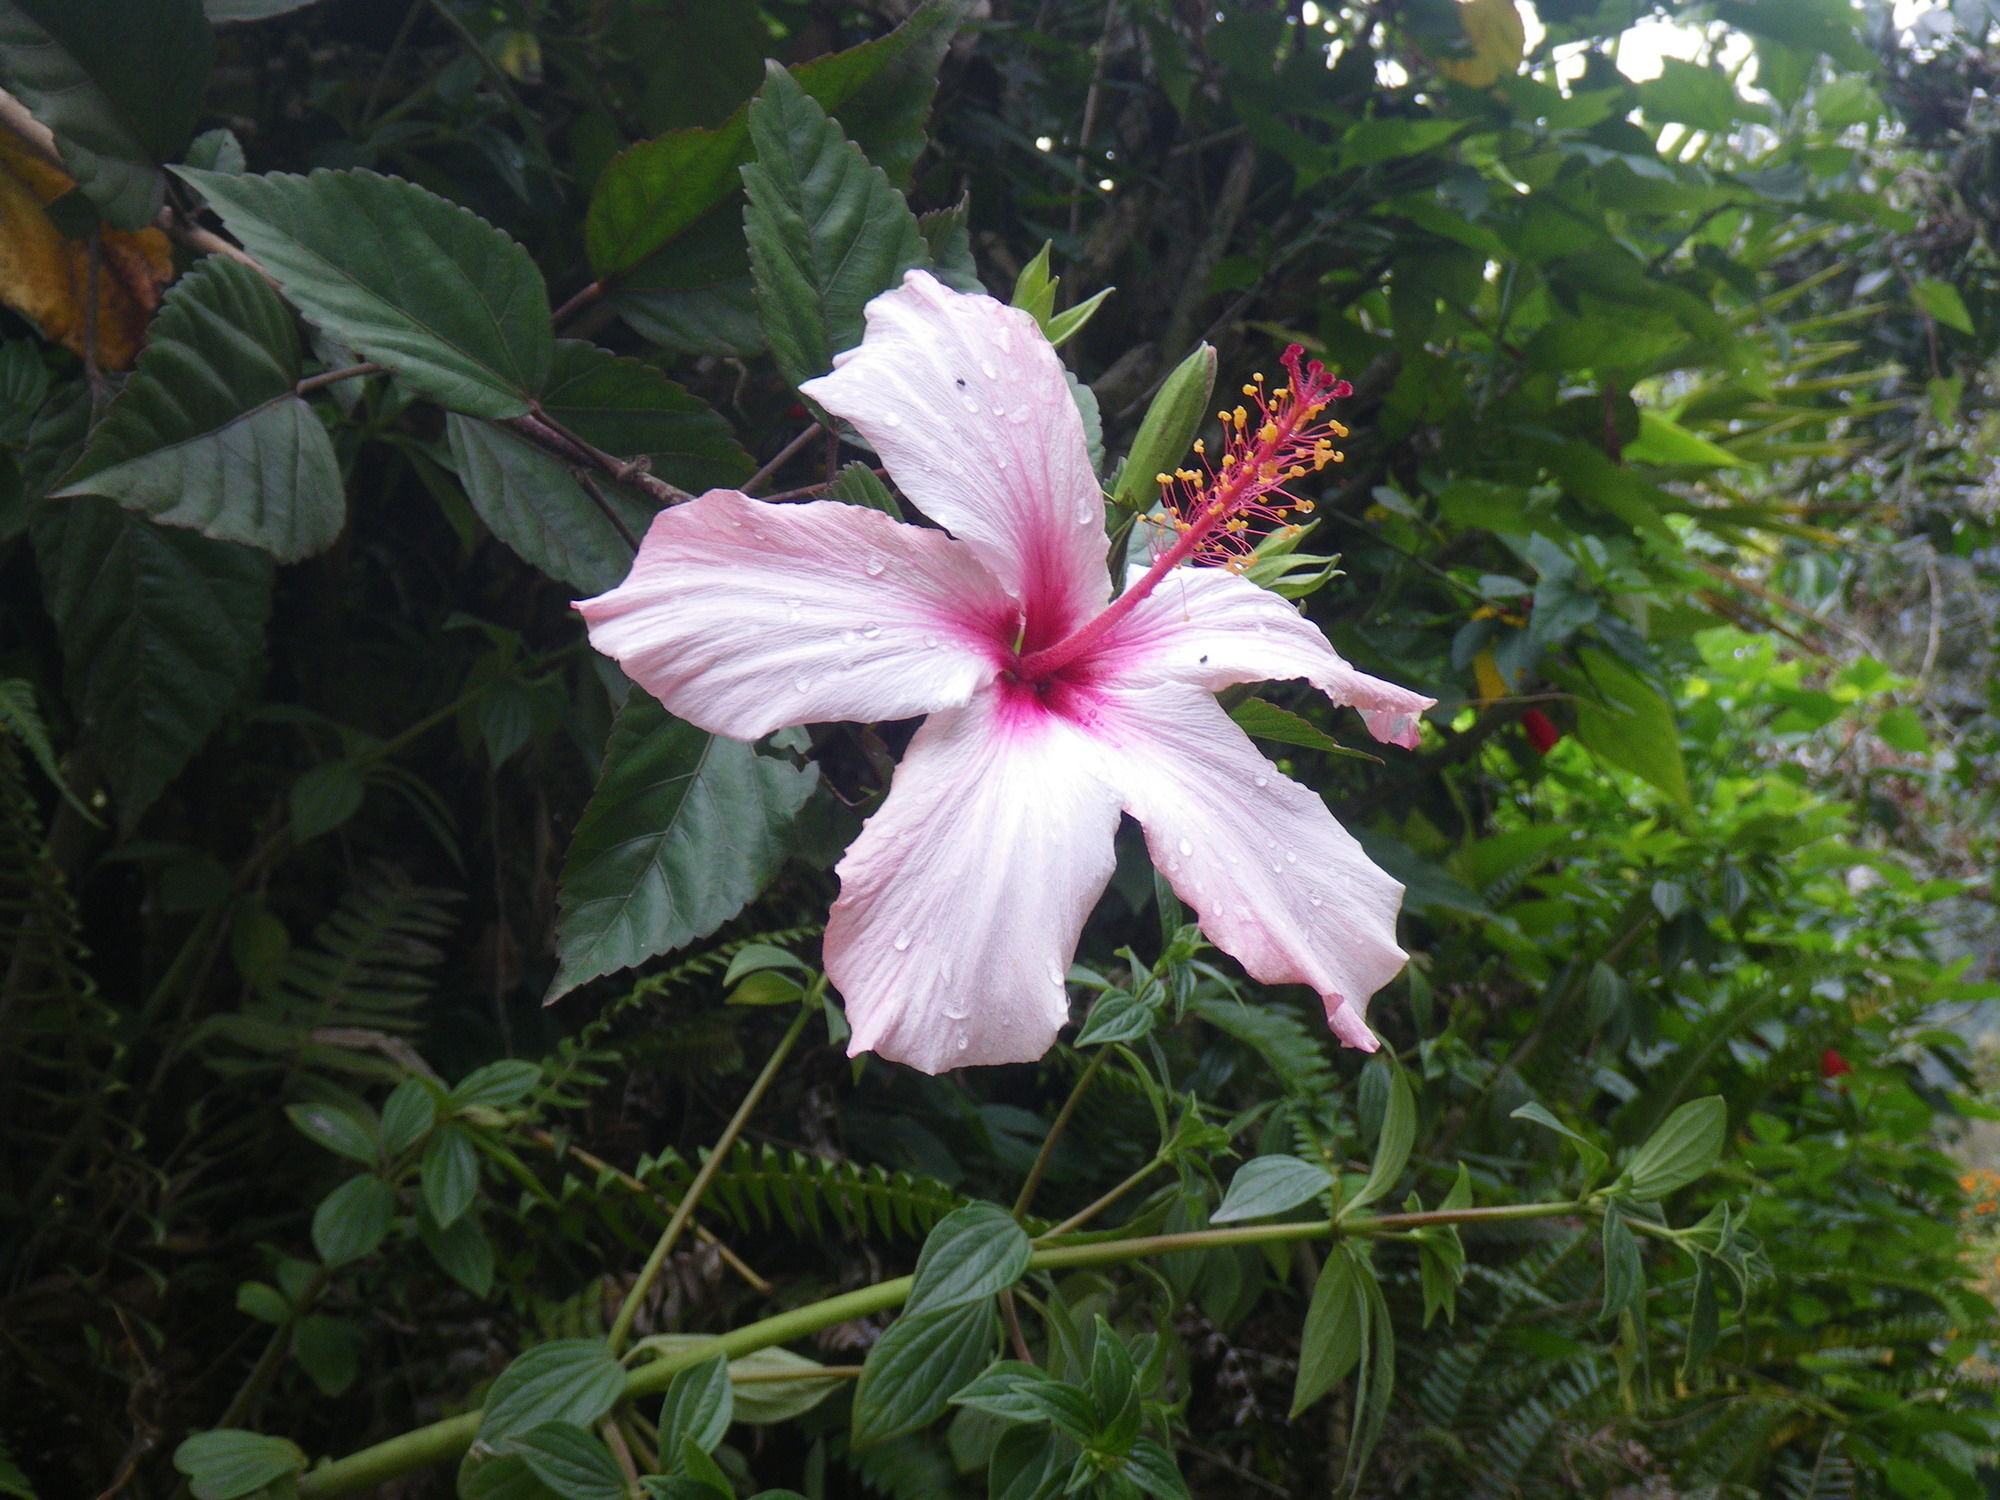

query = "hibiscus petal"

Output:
[[799, 270, 1109, 642], [1080, 680, 1409, 1049], [826, 685, 1123, 1074], [1101, 564, 1434, 748], [577, 490, 1013, 740]]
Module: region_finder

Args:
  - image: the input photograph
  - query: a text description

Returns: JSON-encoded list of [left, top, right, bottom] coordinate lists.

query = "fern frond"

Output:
[[1189, 992, 1336, 1100], [635, 1142, 969, 1242]]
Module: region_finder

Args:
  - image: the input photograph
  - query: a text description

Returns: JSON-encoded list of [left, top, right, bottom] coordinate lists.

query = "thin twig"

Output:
[[744, 423, 823, 496], [1038, 1155, 1167, 1240], [575, 469, 641, 553], [1013, 1048, 1110, 1218], [605, 1003, 816, 1354], [361, 0, 426, 128], [552, 280, 605, 327], [502, 409, 690, 511], [296, 362, 382, 395]]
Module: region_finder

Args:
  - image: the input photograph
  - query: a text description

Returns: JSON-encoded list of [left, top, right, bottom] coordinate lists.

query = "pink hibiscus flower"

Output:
[[578, 270, 1433, 1074]]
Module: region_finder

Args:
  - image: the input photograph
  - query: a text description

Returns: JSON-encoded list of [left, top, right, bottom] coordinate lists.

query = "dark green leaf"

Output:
[[288, 760, 364, 845], [177, 168, 553, 419], [1290, 1245, 1366, 1416], [171, 1430, 306, 1500], [286, 1101, 377, 1164], [1211, 1155, 1333, 1224], [204, 0, 328, 18], [292, 1313, 360, 1396], [1600, 1209, 1643, 1323], [741, 63, 928, 392], [445, 414, 653, 595], [1510, 1101, 1610, 1180], [540, 342, 751, 494], [450, 1060, 541, 1110], [516, 1422, 626, 1500], [31, 498, 271, 827], [1621, 1095, 1726, 1198], [549, 694, 817, 998], [1123, 1436, 1190, 1500], [851, 1300, 997, 1446], [1636, 58, 1764, 131], [478, 1341, 627, 1444], [1681, 1258, 1719, 1377], [422, 1124, 481, 1228], [657, 1354, 733, 1462], [829, 461, 902, 519], [311, 1175, 394, 1267], [907, 1203, 1032, 1316], [0, 0, 212, 228], [380, 1080, 436, 1157], [1227, 698, 1374, 760], [1344, 1064, 1415, 1215], [419, 1210, 494, 1297], [55, 256, 344, 561]]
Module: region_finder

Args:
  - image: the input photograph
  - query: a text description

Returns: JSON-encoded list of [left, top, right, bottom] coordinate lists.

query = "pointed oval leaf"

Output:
[[1621, 1095, 1726, 1199], [1290, 1245, 1367, 1416], [30, 497, 272, 827], [172, 1430, 306, 1500], [422, 1123, 481, 1228], [549, 695, 817, 998], [541, 341, 750, 493], [311, 1175, 394, 1267], [477, 1340, 627, 1445], [656, 1354, 733, 1462], [1212, 1155, 1334, 1224], [741, 64, 928, 392], [176, 167, 552, 418], [851, 1300, 997, 1447], [515, 1422, 626, 1500], [418, 1210, 493, 1297], [55, 256, 344, 561], [907, 1203, 1032, 1316]]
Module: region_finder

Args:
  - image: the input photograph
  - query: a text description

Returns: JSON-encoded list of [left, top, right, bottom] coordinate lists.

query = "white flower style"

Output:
[[578, 270, 1434, 1074]]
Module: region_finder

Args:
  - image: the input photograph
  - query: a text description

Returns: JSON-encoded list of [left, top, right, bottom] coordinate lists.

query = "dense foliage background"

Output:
[[4, 0, 2000, 1496]]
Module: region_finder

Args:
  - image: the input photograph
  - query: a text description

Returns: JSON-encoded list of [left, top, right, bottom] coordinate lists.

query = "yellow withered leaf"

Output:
[[0, 127, 172, 370], [1437, 0, 1526, 90]]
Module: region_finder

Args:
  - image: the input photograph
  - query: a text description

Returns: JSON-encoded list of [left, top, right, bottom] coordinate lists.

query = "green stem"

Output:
[[605, 1003, 815, 1354], [295, 1200, 1592, 1498], [1038, 1154, 1167, 1239], [1012, 1048, 1109, 1219]]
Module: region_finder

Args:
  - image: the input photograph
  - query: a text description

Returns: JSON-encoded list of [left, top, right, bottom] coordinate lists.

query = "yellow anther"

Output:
[[1192, 438, 1205, 454], [1296, 498, 1316, 513], [1241, 384, 1258, 397], [1331, 451, 1345, 462], [1286, 465, 1305, 478], [1258, 422, 1279, 443], [1220, 453, 1235, 469], [1232, 406, 1248, 427], [1329, 421, 1350, 438], [1156, 473, 1172, 486]]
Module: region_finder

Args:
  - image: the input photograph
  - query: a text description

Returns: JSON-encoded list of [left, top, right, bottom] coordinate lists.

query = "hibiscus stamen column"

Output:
[[1016, 344, 1353, 683]]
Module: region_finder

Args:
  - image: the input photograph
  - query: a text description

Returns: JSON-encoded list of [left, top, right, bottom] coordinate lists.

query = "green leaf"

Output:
[[172, 1430, 307, 1500], [540, 341, 751, 494], [422, 1124, 481, 1228], [851, 1300, 997, 1446], [311, 1175, 394, 1267], [450, 1060, 542, 1109], [741, 63, 928, 392], [1599, 1209, 1643, 1323], [1109, 343, 1216, 513], [1876, 704, 1928, 753], [380, 1079, 436, 1157], [1681, 1258, 1719, 1377], [286, 1101, 377, 1164], [1211, 1155, 1333, 1224], [1636, 58, 1764, 131], [288, 760, 364, 844], [1290, 1245, 1366, 1416], [1044, 287, 1112, 350], [1510, 1101, 1609, 1180], [1913, 277, 1974, 335], [1123, 1435, 1191, 1500], [54, 256, 345, 561], [721, 943, 814, 985], [630, 1336, 847, 1426], [657, 1355, 733, 1462], [584, 1, 964, 282], [445, 413, 655, 595], [0, 0, 212, 228], [236, 1281, 290, 1324], [1565, 647, 1690, 807], [829, 461, 903, 519], [907, 1203, 1032, 1315], [1622, 410, 1743, 469], [419, 1209, 494, 1297], [1343, 1064, 1415, 1216], [204, 0, 329, 19], [478, 1340, 628, 1444], [1620, 1095, 1726, 1198], [31, 498, 271, 827], [177, 168, 553, 418], [549, 694, 817, 998], [0, 677, 94, 821], [292, 1313, 360, 1396], [516, 1422, 626, 1500], [1227, 698, 1375, 761]]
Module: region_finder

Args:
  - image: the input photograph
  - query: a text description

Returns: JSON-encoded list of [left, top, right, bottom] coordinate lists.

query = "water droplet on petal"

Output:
[[1285, 851, 1298, 864], [795, 677, 813, 692], [1254, 775, 1269, 788], [861, 622, 883, 639], [1008, 408, 1029, 425], [864, 556, 886, 577], [892, 930, 912, 951], [1309, 894, 1323, 907], [981, 361, 999, 380], [923, 634, 940, 649], [883, 412, 903, 428], [962, 396, 981, 414], [1177, 837, 1193, 856], [956, 1035, 969, 1052]]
